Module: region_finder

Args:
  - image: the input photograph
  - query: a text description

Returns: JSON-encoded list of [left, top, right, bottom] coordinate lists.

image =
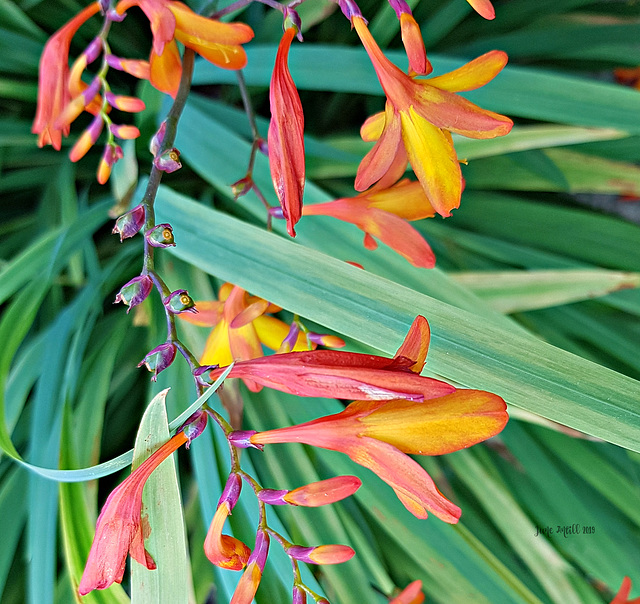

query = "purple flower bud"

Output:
[[268, 206, 285, 219], [145, 223, 176, 248], [112, 204, 146, 241], [83, 37, 103, 65], [338, 0, 364, 20], [82, 77, 102, 105], [228, 430, 262, 450], [284, 8, 303, 41], [193, 365, 219, 386], [388, 0, 412, 18], [277, 322, 300, 353], [218, 473, 242, 510], [163, 289, 197, 314], [180, 410, 208, 446], [154, 148, 181, 173], [137, 342, 176, 381], [248, 530, 269, 572], [114, 274, 153, 312], [106, 7, 126, 21], [98, 0, 110, 14], [287, 544, 355, 565], [257, 138, 268, 156], [292, 586, 307, 604], [257, 489, 289, 506], [150, 121, 167, 156]]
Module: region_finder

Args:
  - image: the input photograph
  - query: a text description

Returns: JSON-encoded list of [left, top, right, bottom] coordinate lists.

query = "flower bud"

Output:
[[284, 476, 361, 507], [114, 274, 153, 311], [228, 430, 262, 450], [286, 544, 355, 565], [284, 8, 303, 41], [112, 204, 146, 241], [218, 473, 242, 510], [389, 580, 424, 604], [109, 123, 141, 140], [268, 206, 285, 219], [193, 365, 219, 386], [277, 322, 300, 353], [137, 342, 176, 381], [154, 148, 181, 173], [338, 0, 364, 20], [180, 410, 208, 446], [163, 289, 197, 314], [145, 223, 175, 248], [257, 489, 289, 506], [230, 175, 253, 199], [105, 91, 145, 112], [293, 586, 307, 604], [150, 121, 167, 156], [97, 143, 124, 184]]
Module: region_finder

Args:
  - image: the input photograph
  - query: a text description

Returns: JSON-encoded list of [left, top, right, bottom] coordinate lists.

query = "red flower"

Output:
[[268, 26, 305, 237], [78, 430, 189, 595], [209, 316, 455, 402]]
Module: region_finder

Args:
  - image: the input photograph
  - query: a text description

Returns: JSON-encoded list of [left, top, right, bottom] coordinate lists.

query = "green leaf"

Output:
[[450, 269, 640, 313], [156, 189, 640, 451], [130, 389, 189, 604]]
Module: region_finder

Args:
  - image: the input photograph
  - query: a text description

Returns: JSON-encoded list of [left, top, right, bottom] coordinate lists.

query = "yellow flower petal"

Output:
[[360, 111, 385, 142], [427, 50, 508, 93], [360, 391, 508, 456], [400, 107, 461, 217]]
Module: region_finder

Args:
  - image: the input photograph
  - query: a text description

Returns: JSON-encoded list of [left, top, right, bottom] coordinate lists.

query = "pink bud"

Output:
[[284, 476, 361, 507], [112, 204, 146, 241]]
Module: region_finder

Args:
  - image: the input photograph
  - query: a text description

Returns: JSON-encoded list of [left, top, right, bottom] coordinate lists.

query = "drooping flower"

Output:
[[204, 474, 251, 569], [211, 316, 455, 403], [114, 0, 254, 97], [32, 2, 101, 150], [610, 577, 640, 604], [390, 580, 424, 604], [303, 179, 437, 268], [79, 427, 192, 595], [230, 530, 270, 604], [268, 26, 305, 237], [352, 15, 512, 216]]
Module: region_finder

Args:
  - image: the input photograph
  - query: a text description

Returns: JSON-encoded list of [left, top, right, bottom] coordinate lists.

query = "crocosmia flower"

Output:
[[210, 316, 455, 403], [352, 15, 512, 217], [32, 2, 101, 149], [303, 179, 437, 268], [114, 0, 254, 97], [78, 429, 190, 595], [268, 26, 305, 237], [249, 389, 507, 523]]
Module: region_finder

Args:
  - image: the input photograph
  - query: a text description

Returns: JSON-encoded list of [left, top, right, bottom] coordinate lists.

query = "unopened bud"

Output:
[[284, 476, 361, 507], [277, 322, 300, 353], [113, 204, 145, 241], [114, 274, 153, 311], [338, 0, 364, 21], [193, 365, 219, 386], [105, 91, 145, 112], [97, 143, 124, 184], [230, 175, 253, 199], [292, 586, 307, 604], [286, 544, 355, 565], [228, 430, 262, 450], [154, 148, 181, 173], [137, 342, 176, 381], [268, 206, 285, 219], [249, 530, 270, 572], [180, 410, 208, 446], [164, 289, 197, 314], [150, 121, 167, 156], [218, 473, 242, 510], [257, 489, 289, 506], [307, 332, 346, 348], [145, 223, 175, 248]]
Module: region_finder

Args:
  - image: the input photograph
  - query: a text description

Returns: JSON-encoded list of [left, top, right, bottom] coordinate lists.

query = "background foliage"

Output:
[[1, 0, 640, 602]]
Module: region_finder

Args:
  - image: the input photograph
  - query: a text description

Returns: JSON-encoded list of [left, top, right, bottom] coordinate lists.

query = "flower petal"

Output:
[[355, 102, 403, 192], [149, 39, 182, 97], [360, 110, 385, 142], [466, 0, 495, 20], [349, 436, 461, 521], [178, 300, 224, 326], [393, 315, 430, 373], [427, 50, 508, 93], [360, 390, 508, 455], [400, 107, 462, 217]]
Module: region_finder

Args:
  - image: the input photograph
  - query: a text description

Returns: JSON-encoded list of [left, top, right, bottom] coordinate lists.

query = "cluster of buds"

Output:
[[204, 472, 360, 602]]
